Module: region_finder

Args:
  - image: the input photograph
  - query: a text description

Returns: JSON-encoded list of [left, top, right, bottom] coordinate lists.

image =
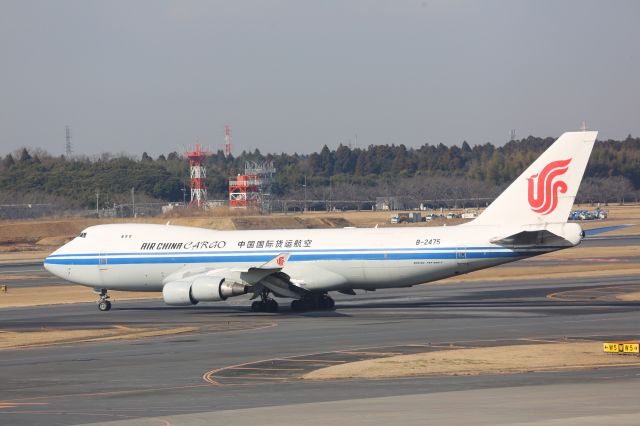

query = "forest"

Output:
[[0, 134, 639, 211]]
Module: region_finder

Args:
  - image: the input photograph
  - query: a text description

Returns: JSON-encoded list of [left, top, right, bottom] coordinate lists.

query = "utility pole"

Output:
[[131, 187, 135, 218], [303, 176, 307, 213], [329, 176, 333, 212], [95, 190, 99, 217]]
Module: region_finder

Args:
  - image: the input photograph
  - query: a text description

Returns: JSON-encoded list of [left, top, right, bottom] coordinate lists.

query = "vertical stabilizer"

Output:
[[471, 131, 597, 226]]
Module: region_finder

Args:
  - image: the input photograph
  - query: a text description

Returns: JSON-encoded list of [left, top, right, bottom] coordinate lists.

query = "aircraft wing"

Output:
[[163, 253, 292, 286]]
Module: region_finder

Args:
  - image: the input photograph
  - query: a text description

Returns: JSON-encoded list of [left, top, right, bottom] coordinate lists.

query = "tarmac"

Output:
[[0, 235, 639, 425]]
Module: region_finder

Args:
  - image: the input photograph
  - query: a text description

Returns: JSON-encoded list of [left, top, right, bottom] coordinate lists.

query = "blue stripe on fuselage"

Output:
[[44, 249, 549, 265], [44, 247, 499, 258]]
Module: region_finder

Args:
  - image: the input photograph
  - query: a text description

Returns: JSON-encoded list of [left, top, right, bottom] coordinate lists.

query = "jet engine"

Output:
[[162, 276, 248, 306]]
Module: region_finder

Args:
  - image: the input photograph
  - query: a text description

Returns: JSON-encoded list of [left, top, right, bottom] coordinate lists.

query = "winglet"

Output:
[[260, 253, 290, 269]]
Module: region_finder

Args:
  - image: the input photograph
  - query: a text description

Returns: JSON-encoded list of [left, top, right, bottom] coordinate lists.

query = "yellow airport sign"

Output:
[[603, 343, 621, 353], [623, 343, 640, 353]]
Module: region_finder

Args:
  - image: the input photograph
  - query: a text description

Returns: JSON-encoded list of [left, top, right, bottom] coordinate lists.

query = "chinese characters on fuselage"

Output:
[[237, 239, 312, 249]]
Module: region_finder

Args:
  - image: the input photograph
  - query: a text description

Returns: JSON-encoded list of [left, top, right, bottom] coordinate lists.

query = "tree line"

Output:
[[1, 134, 639, 209]]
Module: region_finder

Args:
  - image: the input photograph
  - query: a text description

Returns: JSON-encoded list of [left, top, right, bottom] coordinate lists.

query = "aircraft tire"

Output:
[[266, 299, 279, 313], [302, 298, 316, 311], [322, 296, 335, 311], [251, 301, 262, 312], [98, 301, 111, 312], [291, 300, 303, 312]]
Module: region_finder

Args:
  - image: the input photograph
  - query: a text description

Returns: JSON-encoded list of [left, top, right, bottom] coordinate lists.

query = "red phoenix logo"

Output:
[[276, 256, 285, 267], [527, 159, 572, 215]]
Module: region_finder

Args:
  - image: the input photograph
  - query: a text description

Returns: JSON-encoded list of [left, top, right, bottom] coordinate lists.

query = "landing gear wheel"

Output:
[[291, 299, 303, 312], [265, 299, 279, 313], [292, 294, 335, 312], [321, 296, 335, 311], [96, 288, 111, 312], [251, 290, 279, 313]]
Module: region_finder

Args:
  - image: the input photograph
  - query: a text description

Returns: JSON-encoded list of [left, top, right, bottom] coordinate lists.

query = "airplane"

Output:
[[45, 130, 612, 313]]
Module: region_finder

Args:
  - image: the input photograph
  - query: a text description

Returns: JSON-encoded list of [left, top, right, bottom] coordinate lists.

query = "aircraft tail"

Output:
[[471, 131, 598, 226]]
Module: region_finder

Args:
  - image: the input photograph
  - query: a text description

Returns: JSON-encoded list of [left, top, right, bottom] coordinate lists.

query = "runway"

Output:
[[1, 235, 639, 425]]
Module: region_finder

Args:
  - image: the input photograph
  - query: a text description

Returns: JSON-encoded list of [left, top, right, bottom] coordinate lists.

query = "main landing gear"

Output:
[[97, 288, 111, 312], [291, 293, 335, 312], [251, 289, 279, 313]]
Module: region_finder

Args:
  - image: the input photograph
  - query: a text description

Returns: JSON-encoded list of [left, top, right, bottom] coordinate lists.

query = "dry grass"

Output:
[[0, 274, 46, 281], [0, 325, 197, 350], [438, 264, 640, 285], [0, 250, 52, 261], [303, 342, 640, 380], [617, 292, 640, 302], [536, 245, 640, 260], [0, 204, 638, 249], [0, 285, 159, 309]]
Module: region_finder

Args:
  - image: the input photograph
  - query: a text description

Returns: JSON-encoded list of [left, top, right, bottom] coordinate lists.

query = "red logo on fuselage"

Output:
[[527, 159, 572, 215], [276, 256, 285, 267]]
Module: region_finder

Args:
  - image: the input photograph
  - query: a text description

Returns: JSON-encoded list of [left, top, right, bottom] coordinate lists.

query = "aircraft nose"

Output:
[[43, 256, 63, 278], [44, 256, 54, 271], [44, 247, 68, 279]]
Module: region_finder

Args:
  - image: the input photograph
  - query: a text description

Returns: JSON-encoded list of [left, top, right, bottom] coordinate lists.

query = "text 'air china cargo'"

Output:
[[45, 130, 617, 312]]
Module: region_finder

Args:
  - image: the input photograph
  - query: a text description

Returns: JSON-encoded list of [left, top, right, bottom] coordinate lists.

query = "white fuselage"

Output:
[[44, 223, 577, 293]]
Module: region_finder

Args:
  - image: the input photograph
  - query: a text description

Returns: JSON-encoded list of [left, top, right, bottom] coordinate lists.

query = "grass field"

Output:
[[303, 342, 640, 380]]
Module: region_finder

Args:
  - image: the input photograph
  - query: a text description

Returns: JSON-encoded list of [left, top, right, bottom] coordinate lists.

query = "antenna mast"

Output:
[[65, 125, 73, 157], [224, 125, 233, 157]]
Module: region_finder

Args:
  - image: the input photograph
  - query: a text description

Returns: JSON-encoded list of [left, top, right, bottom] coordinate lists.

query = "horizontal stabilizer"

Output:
[[583, 224, 634, 236], [490, 230, 573, 248]]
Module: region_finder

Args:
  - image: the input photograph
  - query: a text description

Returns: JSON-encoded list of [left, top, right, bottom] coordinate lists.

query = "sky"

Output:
[[1, 0, 639, 157]]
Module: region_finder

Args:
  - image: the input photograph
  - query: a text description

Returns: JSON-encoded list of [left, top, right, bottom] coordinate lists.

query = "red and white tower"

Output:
[[229, 174, 260, 209], [223, 125, 233, 157], [185, 144, 212, 207], [228, 161, 276, 212]]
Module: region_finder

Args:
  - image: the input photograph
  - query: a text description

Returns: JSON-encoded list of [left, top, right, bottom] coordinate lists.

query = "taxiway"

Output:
[[0, 236, 639, 425]]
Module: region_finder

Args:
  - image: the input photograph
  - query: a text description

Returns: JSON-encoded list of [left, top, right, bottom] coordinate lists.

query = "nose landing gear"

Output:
[[97, 289, 111, 312]]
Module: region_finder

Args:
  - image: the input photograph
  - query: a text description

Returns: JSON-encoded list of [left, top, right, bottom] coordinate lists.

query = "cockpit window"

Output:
[[78, 232, 87, 238]]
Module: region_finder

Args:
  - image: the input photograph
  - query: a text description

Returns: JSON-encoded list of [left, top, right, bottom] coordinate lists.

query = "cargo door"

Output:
[[456, 248, 469, 272], [98, 254, 109, 270]]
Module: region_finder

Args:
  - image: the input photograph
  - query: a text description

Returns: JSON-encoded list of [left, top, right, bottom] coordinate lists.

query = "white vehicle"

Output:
[[46, 131, 607, 313]]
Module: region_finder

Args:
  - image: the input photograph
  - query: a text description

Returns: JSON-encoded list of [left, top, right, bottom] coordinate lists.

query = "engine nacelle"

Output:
[[162, 276, 248, 306], [191, 276, 247, 301], [162, 280, 198, 306]]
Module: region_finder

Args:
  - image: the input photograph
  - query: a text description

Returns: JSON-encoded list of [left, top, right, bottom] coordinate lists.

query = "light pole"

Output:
[[131, 187, 135, 218]]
